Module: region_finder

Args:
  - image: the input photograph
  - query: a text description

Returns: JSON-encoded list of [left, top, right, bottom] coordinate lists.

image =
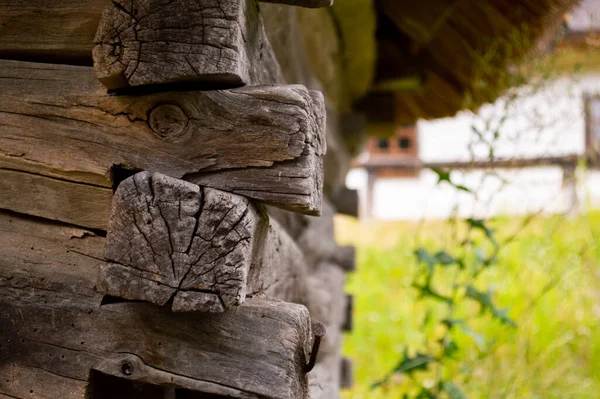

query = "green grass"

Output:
[[337, 212, 600, 399]]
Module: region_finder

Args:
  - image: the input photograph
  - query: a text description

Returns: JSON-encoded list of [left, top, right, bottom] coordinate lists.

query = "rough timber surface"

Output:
[[0, 211, 312, 398], [93, 0, 283, 89], [0, 0, 284, 86], [306, 262, 345, 398], [0, 290, 311, 399], [101, 172, 309, 312], [268, 200, 355, 271], [0, 60, 326, 226]]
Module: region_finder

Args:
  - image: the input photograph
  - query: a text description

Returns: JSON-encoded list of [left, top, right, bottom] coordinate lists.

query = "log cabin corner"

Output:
[[0, 0, 577, 397]]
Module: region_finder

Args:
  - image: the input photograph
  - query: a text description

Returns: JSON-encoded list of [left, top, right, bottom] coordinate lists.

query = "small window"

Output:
[[398, 137, 412, 150], [377, 138, 389, 151]]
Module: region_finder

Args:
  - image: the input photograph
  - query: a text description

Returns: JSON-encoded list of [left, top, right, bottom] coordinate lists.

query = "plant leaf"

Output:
[[441, 338, 460, 358], [435, 250, 456, 266], [416, 248, 437, 268], [465, 285, 516, 327], [392, 350, 437, 375], [443, 318, 486, 349], [458, 323, 486, 350], [443, 381, 467, 399], [466, 218, 498, 246], [416, 388, 438, 399], [432, 168, 452, 184], [412, 282, 454, 304]]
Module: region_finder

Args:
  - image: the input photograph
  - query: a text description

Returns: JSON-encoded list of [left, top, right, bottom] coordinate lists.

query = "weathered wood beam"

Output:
[[269, 200, 356, 272], [0, 211, 105, 299], [100, 172, 310, 312], [0, 289, 312, 399], [0, 0, 329, 72], [93, 0, 284, 90], [0, 0, 275, 86], [306, 262, 345, 398], [0, 60, 325, 226], [0, 211, 313, 398], [331, 187, 359, 218], [0, 169, 113, 231], [306, 263, 345, 357], [331, 246, 356, 273]]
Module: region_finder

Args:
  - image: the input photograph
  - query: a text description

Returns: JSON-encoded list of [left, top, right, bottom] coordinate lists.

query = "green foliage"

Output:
[[363, 171, 517, 398], [338, 211, 600, 398]]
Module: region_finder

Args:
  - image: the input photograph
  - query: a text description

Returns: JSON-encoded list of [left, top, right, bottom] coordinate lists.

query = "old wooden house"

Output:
[[0, 0, 577, 398]]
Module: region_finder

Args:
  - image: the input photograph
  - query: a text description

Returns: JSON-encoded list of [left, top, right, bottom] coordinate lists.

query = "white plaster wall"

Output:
[[348, 74, 600, 220]]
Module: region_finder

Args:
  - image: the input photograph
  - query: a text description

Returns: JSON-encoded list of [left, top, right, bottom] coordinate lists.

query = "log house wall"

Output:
[[0, 0, 363, 398]]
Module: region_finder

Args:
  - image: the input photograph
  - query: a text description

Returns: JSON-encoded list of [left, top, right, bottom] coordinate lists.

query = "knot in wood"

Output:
[[148, 104, 189, 142]]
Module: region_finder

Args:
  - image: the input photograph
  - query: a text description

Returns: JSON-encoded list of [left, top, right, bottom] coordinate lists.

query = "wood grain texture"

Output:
[[93, 0, 283, 89], [0, 169, 113, 231], [331, 187, 359, 218], [101, 172, 309, 312], [0, 211, 104, 299], [0, 289, 311, 399], [0, 60, 325, 224], [0, 0, 284, 85], [0, 212, 312, 398], [268, 200, 353, 271], [306, 262, 345, 398], [0, 0, 107, 64]]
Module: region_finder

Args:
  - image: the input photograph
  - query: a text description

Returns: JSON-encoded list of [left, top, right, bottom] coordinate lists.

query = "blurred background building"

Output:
[[349, 0, 600, 220]]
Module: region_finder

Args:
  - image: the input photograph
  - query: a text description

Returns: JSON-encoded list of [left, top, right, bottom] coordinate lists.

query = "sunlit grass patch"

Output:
[[338, 212, 600, 399]]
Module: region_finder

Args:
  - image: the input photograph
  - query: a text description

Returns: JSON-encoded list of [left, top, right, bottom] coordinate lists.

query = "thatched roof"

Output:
[[358, 0, 579, 124]]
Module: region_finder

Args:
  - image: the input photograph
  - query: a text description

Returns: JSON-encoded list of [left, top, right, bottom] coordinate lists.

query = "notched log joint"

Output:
[[100, 172, 259, 312]]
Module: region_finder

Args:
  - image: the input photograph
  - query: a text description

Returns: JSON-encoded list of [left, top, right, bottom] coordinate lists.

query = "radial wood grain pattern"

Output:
[[101, 172, 310, 312], [93, 0, 284, 89], [0, 210, 312, 398]]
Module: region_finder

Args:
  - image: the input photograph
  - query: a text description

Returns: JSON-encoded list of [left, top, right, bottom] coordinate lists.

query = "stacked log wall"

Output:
[[0, 0, 364, 397]]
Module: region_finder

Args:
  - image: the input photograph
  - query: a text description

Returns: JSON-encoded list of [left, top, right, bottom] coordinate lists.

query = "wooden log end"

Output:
[[331, 187, 359, 218], [187, 85, 327, 216], [101, 172, 258, 312], [332, 245, 356, 272], [93, 0, 251, 90]]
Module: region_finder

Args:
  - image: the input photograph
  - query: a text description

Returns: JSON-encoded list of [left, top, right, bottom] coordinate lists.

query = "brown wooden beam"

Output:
[[0, 210, 313, 399], [93, 0, 283, 90], [0, 60, 325, 225]]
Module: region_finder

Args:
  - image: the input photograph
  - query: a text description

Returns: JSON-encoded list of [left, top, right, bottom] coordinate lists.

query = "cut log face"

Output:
[[101, 172, 310, 312], [93, 0, 283, 89], [0, 60, 326, 225], [103, 172, 257, 311]]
